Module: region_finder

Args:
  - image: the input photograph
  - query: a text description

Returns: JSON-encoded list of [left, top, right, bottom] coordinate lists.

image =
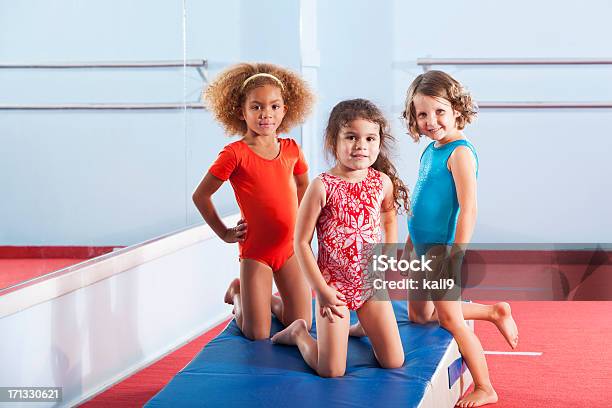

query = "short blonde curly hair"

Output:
[[203, 62, 314, 136], [402, 70, 478, 142]]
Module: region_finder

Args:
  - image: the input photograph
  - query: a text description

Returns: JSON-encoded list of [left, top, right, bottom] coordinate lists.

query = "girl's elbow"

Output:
[[192, 193, 203, 206], [294, 239, 309, 253], [192, 192, 212, 210]]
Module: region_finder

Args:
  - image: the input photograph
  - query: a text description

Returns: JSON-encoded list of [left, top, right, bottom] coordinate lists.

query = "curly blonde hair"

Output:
[[324, 99, 410, 213], [402, 70, 478, 142], [203, 62, 314, 136]]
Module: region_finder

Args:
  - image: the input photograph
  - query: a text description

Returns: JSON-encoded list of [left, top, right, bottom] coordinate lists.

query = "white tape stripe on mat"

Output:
[[484, 351, 543, 356]]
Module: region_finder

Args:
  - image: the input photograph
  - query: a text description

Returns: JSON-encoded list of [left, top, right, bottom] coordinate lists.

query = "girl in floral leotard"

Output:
[[272, 99, 410, 377]]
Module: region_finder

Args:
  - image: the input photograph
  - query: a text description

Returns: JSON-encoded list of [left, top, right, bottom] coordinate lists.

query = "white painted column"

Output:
[[299, 0, 321, 174]]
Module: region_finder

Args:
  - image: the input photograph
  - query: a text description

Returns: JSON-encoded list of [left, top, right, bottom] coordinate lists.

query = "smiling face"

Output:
[[240, 84, 287, 137], [335, 118, 381, 171], [412, 93, 461, 143]]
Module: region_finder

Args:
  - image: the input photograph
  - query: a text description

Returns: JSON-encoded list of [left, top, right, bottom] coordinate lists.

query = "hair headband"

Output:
[[240, 73, 284, 91]]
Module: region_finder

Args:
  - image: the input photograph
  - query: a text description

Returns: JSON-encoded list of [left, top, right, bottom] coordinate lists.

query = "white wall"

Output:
[[391, 0, 612, 243], [309, 0, 612, 243], [0, 1, 244, 247], [2, 0, 611, 248]]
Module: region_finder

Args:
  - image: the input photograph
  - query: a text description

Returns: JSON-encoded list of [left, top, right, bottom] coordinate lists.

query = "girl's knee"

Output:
[[318, 363, 346, 378], [409, 310, 430, 324], [242, 325, 270, 340], [317, 360, 346, 378], [438, 314, 465, 333], [379, 353, 405, 369]]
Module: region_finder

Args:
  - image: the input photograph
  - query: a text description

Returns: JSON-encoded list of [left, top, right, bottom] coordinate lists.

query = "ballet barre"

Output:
[[0, 59, 208, 110], [476, 101, 612, 109], [415, 58, 612, 70], [0, 60, 207, 69], [0, 103, 206, 110], [390, 58, 612, 109]]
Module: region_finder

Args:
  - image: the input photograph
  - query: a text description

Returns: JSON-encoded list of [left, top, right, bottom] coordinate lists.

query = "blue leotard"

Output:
[[408, 139, 478, 254]]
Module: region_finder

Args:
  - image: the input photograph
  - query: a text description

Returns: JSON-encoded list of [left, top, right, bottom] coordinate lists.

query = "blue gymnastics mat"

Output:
[[146, 301, 471, 408]]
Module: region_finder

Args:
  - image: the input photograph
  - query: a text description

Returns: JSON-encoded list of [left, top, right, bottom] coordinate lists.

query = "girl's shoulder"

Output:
[[447, 139, 479, 175], [449, 139, 478, 159], [271, 137, 301, 159], [278, 137, 301, 151], [370, 168, 391, 186], [221, 139, 246, 153], [439, 138, 476, 151], [317, 171, 344, 191], [317, 171, 334, 183]]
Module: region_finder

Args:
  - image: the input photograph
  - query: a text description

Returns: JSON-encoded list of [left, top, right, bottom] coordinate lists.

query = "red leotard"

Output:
[[316, 167, 384, 310], [208, 138, 308, 271]]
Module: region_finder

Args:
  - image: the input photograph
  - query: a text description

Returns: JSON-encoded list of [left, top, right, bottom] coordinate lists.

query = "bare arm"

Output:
[[293, 172, 309, 205], [380, 174, 398, 261], [294, 178, 346, 320], [448, 146, 478, 249], [192, 172, 246, 243], [380, 174, 398, 243]]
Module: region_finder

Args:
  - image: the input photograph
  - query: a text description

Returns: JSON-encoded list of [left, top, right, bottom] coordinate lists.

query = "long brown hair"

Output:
[[324, 99, 410, 213]]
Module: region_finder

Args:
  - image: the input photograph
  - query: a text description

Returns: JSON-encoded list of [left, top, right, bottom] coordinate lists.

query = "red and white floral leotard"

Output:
[[316, 167, 385, 310]]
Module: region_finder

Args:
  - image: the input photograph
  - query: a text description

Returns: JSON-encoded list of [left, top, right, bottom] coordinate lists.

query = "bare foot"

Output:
[[491, 302, 519, 349], [271, 319, 308, 345], [271, 294, 283, 322], [349, 322, 366, 337], [224, 278, 240, 305], [456, 385, 498, 407]]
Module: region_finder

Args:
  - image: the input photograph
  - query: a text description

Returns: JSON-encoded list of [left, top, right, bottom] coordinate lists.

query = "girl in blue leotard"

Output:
[[402, 71, 518, 407]]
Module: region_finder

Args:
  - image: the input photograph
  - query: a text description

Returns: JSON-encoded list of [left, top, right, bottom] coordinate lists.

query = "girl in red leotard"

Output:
[[193, 63, 314, 340], [272, 99, 410, 377]]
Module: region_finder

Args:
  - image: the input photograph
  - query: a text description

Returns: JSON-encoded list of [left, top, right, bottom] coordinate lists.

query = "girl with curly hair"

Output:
[[402, 70, 517, 407], [193, 62, 314, 340], [271, 99, 408, 377]]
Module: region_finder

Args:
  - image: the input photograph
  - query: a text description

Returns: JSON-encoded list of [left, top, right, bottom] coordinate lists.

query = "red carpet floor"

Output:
[[0, 259, 86, 289], [473, 301, 612, 408]]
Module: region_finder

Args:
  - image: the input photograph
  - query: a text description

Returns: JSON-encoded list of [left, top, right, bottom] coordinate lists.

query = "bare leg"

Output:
[[274, 254, 313, 329], [356, 300, 404, 368], [226, 278, 285, 323], [409, 300, 518, 349], [348, 322, 366, 337], [349, 300, 430, 338], [272, 297, 350, 377], [224, 278, 240, 307], [434, 301, 498, 407], [223, 260, 274, 340], [270, 294, 283, 321], [354, 298, 518, 349]]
